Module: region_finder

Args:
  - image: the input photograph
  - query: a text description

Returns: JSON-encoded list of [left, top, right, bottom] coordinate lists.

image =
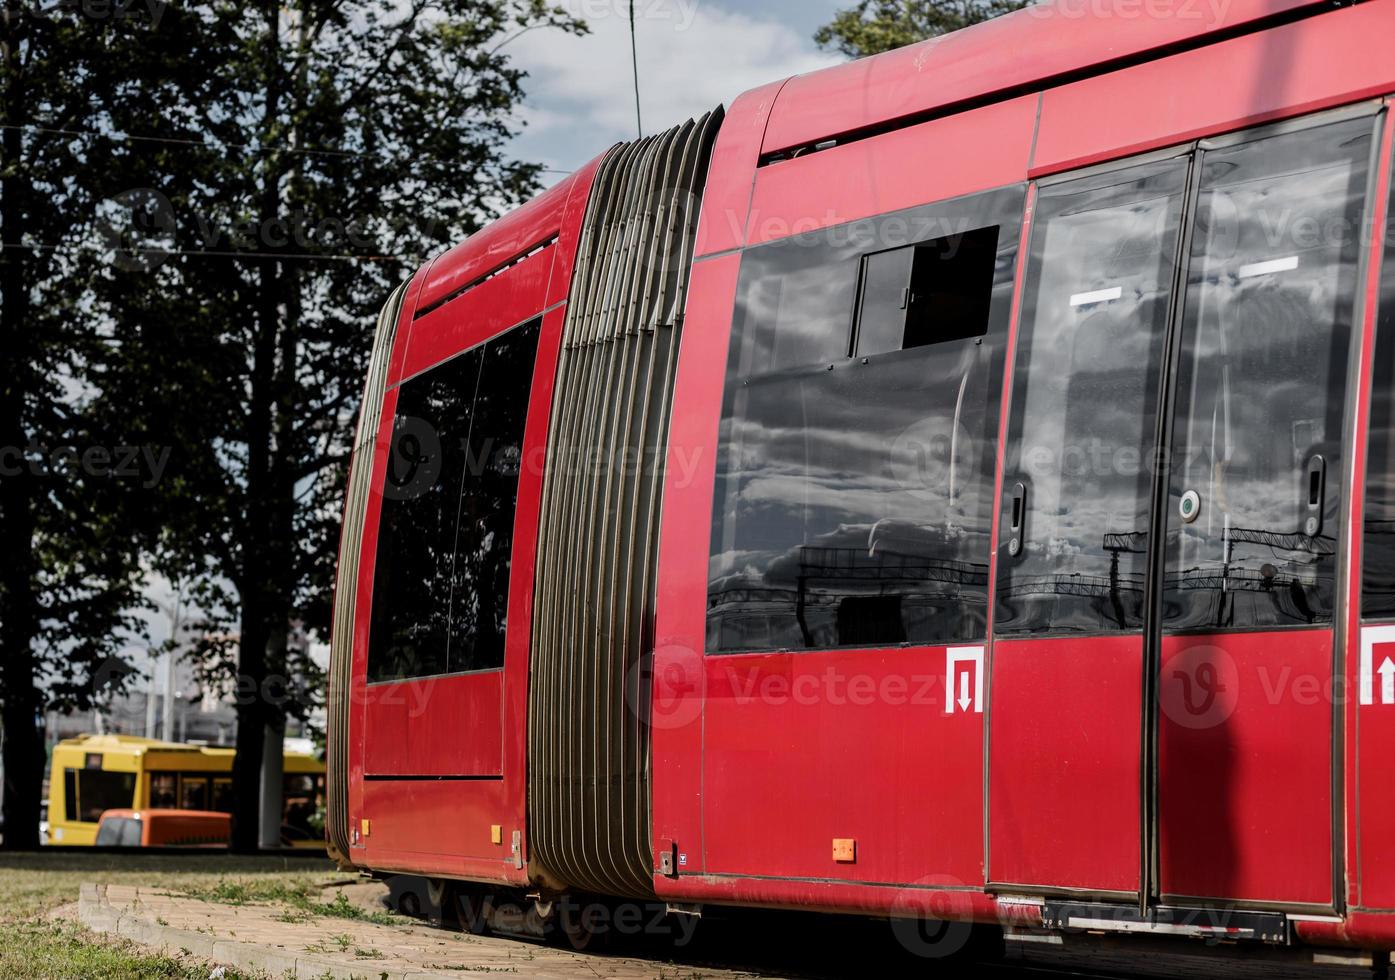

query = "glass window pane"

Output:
[[710, 187, 1024, 653], [150, 773, 177, 808], [95, 819, 121, 846], [996, 158, 1188, 635], [1362, 149, 1395, 620], [76, 769, 137, 823], [727, 237, 860, 376], [447, 320, 541, 673], [368, 317, 541, 683], [179, 776, 209, 811], [119, 818, 142, 847], [211, 778, 234, 814], [63, 769, 78, 822], [1163, 118, 1372, 631], [367, 348, 484, 683]]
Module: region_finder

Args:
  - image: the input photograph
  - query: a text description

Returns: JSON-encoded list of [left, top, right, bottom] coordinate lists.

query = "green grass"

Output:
[[0, 851, 339, 918], [0, 851, 341, 979], [174, 878, 401, 927]]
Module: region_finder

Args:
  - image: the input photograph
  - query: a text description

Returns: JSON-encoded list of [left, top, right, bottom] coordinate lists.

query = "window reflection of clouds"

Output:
[[997, 160, 1184, 635], [709, 187, 1023, 654], [1164, 120, 1370, 631]]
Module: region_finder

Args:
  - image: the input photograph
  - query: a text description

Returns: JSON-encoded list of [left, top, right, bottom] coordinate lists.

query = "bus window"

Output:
[[709, 186, 1023, 653], [67, 767, 138, 823], [179, 775, 209, 811], [63, 769, 78, 822], [282, 774, 319, 838], [149, 773, 177, 809], [997, 157, 1188, 635], [1163, 117, 1372, 630], [212, 778, 234, 813], [1362, 146, 1395, 620]]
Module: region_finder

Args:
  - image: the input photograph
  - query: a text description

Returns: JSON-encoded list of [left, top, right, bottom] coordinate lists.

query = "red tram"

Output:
[[327, 0, 1395, 961]]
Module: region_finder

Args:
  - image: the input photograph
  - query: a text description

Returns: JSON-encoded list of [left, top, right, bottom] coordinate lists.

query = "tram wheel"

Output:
[[453, 886, 493, 936]]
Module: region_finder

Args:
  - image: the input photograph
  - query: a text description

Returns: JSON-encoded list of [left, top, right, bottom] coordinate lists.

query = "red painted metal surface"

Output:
[[700, 648, 984, 886], [401, 241, 554, 383], [1157, 632, 1333, 906], [988, 635, 1143, 894], [359, 778, 516, 880], [760, 0, 1329, 156], [349, 268, 426, 854], [1032, 0, 1395, 177], [415, 173, 577, 315], [650, 252, 743, 880], [746, 97, 1036, 247], [692, 81, 786, 258], [1355, 104, 1395, 912], [363, 672, 503, 777], [661, 872, 1019, 924]]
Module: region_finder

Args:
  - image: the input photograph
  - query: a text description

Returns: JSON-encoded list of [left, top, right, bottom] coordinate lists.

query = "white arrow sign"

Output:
[[946, 647, 984, 715], [1360, 626, 1395, 706]]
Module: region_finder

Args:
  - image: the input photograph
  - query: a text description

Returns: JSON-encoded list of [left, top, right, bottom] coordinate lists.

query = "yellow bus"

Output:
[[46, 734, 325, 848]]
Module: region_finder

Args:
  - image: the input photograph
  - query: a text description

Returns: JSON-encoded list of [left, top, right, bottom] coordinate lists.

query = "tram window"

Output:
[[856, 226, 999, 357], [73, 768, 137, 823], [447, 320, 539, 673], [367, 346, 484, 683], [367, 318, 541, 683], [996, 158, 1187, 635], [729, 241, 860, 375], [1363, 151, 1395, 621], [709, 187, 1024, 653], [1163, 118, 1372, 631]]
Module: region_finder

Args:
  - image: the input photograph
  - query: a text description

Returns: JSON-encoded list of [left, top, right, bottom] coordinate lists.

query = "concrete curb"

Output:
[[77, 882, 465, 980]]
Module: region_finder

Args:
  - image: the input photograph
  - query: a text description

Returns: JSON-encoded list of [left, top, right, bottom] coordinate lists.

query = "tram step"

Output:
[[1040, 901, 1289, 944]]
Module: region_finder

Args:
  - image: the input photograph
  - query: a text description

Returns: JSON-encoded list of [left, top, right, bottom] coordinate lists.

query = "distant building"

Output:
[[45, 621, 326, 751]]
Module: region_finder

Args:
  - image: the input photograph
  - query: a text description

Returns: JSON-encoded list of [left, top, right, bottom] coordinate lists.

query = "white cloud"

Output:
[[508, 0, 840, 174]]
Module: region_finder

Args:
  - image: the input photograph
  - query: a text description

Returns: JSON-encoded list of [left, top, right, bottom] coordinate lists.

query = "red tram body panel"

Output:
[[327, 0, 1395, 956]]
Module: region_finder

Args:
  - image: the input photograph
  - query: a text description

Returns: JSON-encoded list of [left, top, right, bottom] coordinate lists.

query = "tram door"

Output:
[[990, 111, 1377, 909]]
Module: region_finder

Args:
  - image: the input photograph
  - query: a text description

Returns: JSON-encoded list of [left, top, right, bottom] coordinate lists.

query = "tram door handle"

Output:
[[1304, 454, 1326, 539], [1007, 482, 1027, 558]]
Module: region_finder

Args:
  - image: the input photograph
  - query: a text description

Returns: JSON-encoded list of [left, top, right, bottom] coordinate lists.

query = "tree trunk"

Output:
[[230, 581, 273, 849], [0, 8, 42, 853]]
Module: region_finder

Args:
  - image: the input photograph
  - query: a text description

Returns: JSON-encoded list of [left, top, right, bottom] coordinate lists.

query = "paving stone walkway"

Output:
[[78, 882, 764, 979]]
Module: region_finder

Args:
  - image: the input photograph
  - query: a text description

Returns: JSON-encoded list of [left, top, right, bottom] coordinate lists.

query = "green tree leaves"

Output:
[[815, 0, 1029, 58]]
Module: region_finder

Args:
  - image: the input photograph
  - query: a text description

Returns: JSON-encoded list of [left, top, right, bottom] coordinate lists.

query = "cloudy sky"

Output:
[[506, 0, 847, 178]]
